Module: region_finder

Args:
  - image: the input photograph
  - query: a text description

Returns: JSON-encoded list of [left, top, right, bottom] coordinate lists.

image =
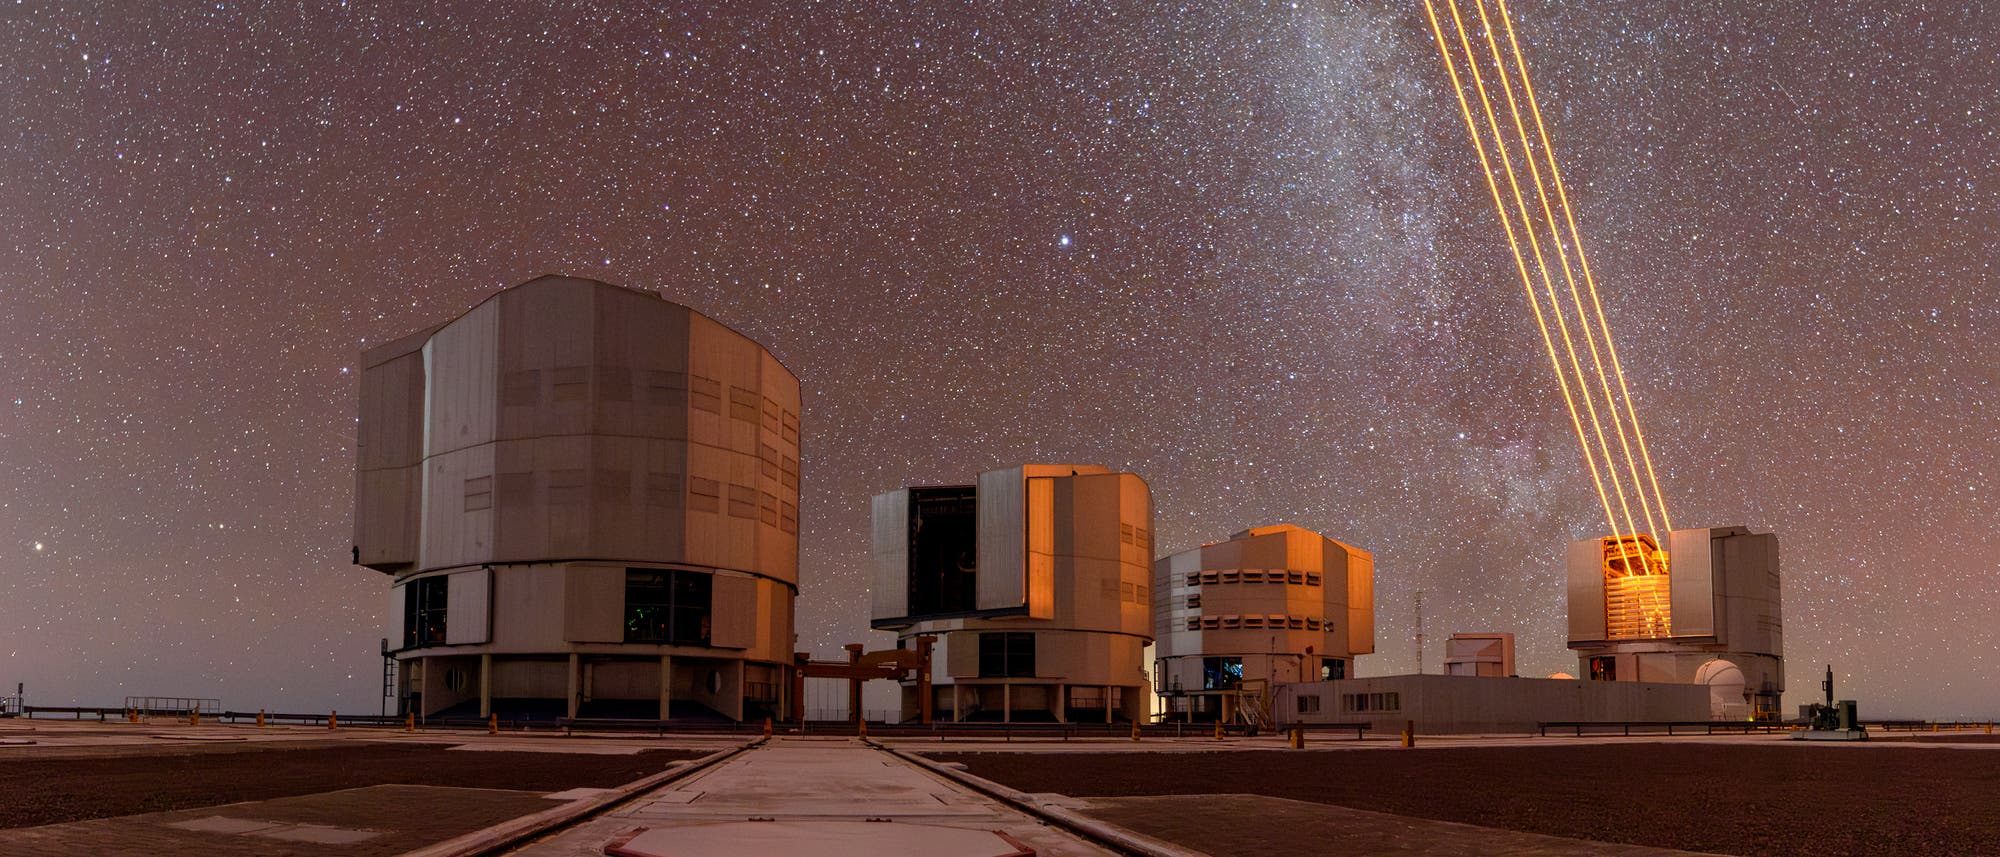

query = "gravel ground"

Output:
[[929, 743, 2000, 857], [0, 742, 699, 828]]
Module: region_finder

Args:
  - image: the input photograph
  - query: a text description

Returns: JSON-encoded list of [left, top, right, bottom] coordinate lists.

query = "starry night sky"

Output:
[[3, 2, 1994, 717]]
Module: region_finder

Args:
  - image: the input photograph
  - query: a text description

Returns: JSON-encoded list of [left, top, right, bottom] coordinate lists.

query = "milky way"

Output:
[[3, 2, 1994, 716]]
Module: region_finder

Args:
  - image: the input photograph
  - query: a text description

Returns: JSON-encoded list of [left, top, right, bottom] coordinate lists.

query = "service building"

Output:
[[1152, 524, 1374, 723]]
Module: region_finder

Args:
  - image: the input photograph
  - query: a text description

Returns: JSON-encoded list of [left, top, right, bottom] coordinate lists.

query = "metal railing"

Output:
[[1539, 719, 2000, 737], [781, 719, 1374, 741], [206, 711, 770, 733], [124, 697, 222, 716], [1538, 720, 1793, 737], [1282, 721, 1373, 740], [1869, 720, 1996, 733], [219, 711, 403, 728], [20, 706, 126, 721], [5, 706, 1375, 740]]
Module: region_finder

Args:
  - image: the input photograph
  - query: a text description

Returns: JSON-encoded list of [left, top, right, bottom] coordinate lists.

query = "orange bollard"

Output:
[[1131, 720, 1142, 742], [763, 717, 773, 739], [329, 711, 338, 730], [1401, 720, 1416, 748], [189, 710, 199, 727], [406, 712, 416, 733], [128, 709, 138, 724], [488, 713, 498, 735], [858, 719, 868, 739], [1213, 721, 1225, 741], [256, 709, 265, 728], [1289, 727, 1305, 749]]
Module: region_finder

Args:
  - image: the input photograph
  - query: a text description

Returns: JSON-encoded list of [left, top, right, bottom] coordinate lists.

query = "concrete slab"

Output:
[[449, 742, 648, 754], [607, 821, 1033, 857], [643, 790, 705, 804], [159, 817, 385, 844], [257, 822, 384, 844], [166, 816, 284, 835], [542, 787, 620, 800], [0, 784, 557, 857]]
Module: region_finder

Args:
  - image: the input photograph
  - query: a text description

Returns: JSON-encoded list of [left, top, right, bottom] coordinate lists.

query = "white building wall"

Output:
[[444, 569, 491, 645], [488, 564, 566, 652], [1276, 674, 1709, 734]]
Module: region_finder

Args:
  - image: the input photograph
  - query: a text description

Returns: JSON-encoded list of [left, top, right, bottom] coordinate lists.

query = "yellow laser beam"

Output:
[[1449, 2, 1672, 625], [1469, 0, 1665, 548], [1424, 0, 1679, 603], [1443, 0, 1647, 547], [1495, 0, 1674, 531], [1419, 0, 1620, 538]]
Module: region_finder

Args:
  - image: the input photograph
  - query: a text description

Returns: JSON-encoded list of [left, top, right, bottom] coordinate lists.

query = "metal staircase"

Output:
[[1232, 679, 1272, 728]]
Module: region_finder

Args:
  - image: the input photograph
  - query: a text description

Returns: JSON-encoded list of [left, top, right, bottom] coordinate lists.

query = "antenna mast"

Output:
[[1415, 589, 1426, 675]]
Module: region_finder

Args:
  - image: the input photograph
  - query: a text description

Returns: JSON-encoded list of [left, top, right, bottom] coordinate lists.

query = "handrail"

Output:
[[11, 707, 1374, 740], [123, 697, 221, 715], [21, 706, 125, 721], [1537, 720, 1792, 737], [1866, 720, 1996, 733], [1539, 719, 1998, 737]]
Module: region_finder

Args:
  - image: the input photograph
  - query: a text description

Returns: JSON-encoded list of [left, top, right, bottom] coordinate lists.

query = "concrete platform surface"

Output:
[[508, 738, 1123, 857], [607, 820, 1034, 857]]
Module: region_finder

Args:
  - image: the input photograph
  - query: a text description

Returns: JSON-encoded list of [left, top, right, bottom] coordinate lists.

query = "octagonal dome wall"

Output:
[[354, 323, 436, 570], [394, 275, 798, 586]]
